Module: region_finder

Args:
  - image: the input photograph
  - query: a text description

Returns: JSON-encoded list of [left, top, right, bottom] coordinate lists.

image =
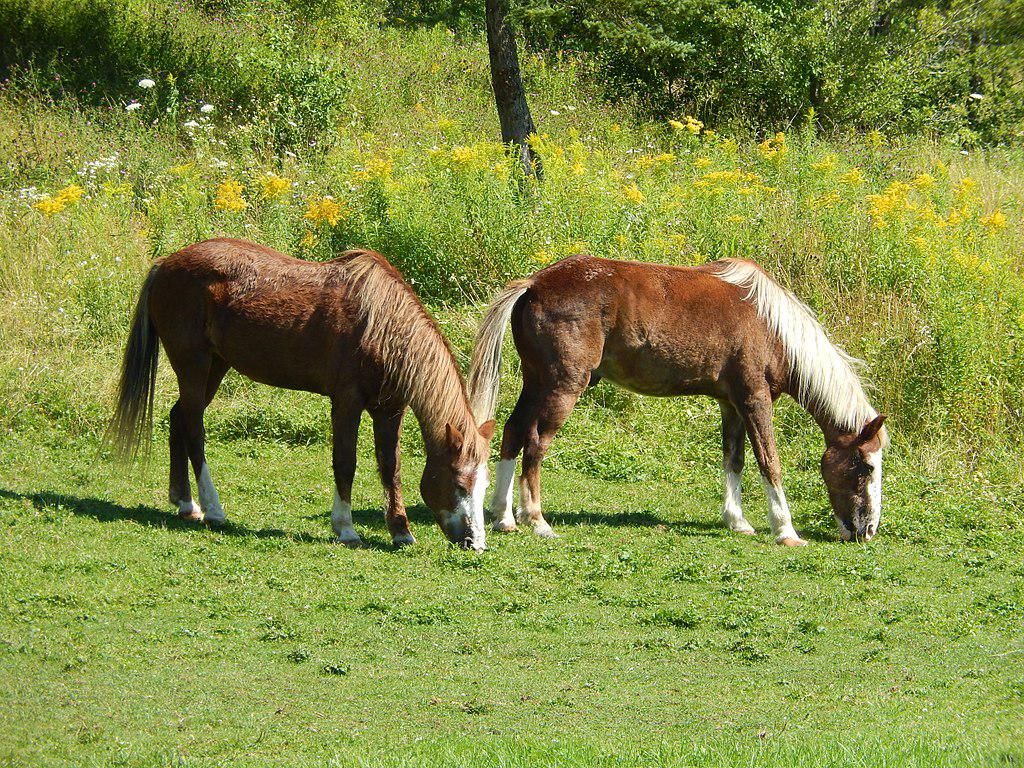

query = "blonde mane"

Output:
[[712, 259, 881, 437], [337, 250, 478, 449]]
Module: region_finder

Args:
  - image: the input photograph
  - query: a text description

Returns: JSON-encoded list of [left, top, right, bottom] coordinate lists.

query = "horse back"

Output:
[[148, 238, 365, 395], [516, 255, 786, 397]]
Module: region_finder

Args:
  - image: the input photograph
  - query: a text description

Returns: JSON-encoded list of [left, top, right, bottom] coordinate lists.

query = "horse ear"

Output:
[[856, 414, 887, 444], [445, 422, 464, 454], [478, 420, 496, 442]]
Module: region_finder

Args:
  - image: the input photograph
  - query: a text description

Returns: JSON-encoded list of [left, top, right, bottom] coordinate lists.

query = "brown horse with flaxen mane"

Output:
[[110, 238, 494, 550], [469, 255, 888, 545]]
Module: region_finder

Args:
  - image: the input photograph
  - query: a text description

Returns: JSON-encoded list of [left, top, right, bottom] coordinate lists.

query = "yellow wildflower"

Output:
[[683, 115, 703, 134], [811, 154, 837, 173], [757, 132, 787, 160], [571, 162, 587, 177], [450, 145, 482, 165], [654, 153, 676, 165], [623, 184, 644, 204], [102, 181, 133, 197], [532, 249, 553, 265], [668, 119, 685, 131], [213, 179, 247, 212], [435, 117, 455, 132], [720, 138, 738, 155], [726, 214, 745, 224], [300, 231, 317, 248], [912, 173, 935, 190], [169, 163, 194, 175], [353, 156, 393, 182], [33, 196, 67, 216], [839, 168, 865, 185], [610, 123, 621, 134], [57, 184, 85, 204], [33, 184, 86, 216], [980, 210, 1007, 232], [412, 102, 425, 114], [261, 173, 292, 199], [865, 130, 885, 149], [694, 157, 712, 169], [303, 196, 347, 226]]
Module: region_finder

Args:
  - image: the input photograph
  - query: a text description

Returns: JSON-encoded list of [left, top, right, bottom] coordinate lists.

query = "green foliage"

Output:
[[518, 0, 1024, 143]]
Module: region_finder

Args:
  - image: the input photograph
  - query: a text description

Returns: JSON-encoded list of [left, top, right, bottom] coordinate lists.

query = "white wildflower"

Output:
[[126, 102, 142, 111], [139, 78, 156, 89], [200, 103, 215, 114]]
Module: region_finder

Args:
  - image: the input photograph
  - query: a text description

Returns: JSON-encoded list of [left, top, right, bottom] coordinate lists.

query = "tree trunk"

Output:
[[485, 0, 542, 178]]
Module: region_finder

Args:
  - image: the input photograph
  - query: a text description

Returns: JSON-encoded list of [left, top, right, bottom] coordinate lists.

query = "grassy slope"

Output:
[[1, 429, 1022, 767], [0, 9, 1023, 767]]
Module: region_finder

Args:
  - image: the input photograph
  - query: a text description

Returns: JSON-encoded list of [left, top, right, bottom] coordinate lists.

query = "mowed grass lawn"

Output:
[[1, 416, 1022, 767]]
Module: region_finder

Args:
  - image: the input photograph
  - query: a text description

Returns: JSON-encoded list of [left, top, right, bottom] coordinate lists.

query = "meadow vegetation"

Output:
[[0, 0, 1022, 764]]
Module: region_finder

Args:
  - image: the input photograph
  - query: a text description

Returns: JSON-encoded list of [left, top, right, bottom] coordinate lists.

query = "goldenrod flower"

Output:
[[980, 209, 1007, 232], [58, 184, 85, 204], [726, 214, 744, 223], [33, 184, 86, 216], [450, 145, 482, 165], [353, 156, 393, 182], [839, 168, 865, 185], [169, 163, 194, 176], [261, 173, 292, 199], [303, 196, 347, 226], [571, 162, 587, 177], [757, 132, 787, 160], [300, 230, 317, 248], [694, 157, 712, 169], [865, 130, 885, 149], [668, 119, 685, 131], [622, 184, 644, 204], [33, 196, 67, 216], [610, 123, 621, 133], [532, 249, 552, 265], [810, 154, 837, 173], [912, 173, 935, 189], [214, 179, 248, 212]]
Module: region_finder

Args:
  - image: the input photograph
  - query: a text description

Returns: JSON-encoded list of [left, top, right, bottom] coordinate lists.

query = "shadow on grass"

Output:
[[0, 488, 400, 551]]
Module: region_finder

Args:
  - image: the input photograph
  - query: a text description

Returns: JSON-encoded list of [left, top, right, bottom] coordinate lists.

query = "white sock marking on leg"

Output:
[[722, 468, 754, 533], [331, 490, 360, 544], [490, 459, 517, 531], [197, 463, 224, 522], [760, 477, 801, 543]]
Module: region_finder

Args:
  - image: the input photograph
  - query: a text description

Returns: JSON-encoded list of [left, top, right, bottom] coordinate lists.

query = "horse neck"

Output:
[[401, 354, 477, 459], [804, 398, 869, 445]]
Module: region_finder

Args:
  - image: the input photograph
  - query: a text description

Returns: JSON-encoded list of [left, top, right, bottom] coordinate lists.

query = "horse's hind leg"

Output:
[[516, 380, 586, 538], [371, 406, 415, 547], [489, 392, 536, 532], [173, 355, 229, 524], [719, 400, 755, 535]]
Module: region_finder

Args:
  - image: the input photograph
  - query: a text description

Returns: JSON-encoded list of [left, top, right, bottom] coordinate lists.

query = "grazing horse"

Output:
[[469, 255, 888, 545], [110, 238, 495, 550]]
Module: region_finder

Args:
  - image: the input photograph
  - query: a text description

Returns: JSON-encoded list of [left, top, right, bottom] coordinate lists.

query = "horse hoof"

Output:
[[392, 532, 416, 547], [778, 537, 808, 547], [178, 507, 204, 523], [733, 526, 756, 536], [492, 519, 518, 533], [534, 525, 558, 539], [335, 532, 362, 548]]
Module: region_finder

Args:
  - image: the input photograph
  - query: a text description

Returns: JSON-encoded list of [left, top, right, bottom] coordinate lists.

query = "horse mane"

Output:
[[711, 259, 883, 439], [335, 250, 479, 450]]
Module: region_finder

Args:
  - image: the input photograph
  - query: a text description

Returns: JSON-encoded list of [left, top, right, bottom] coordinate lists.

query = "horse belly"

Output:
[[597, 338, 726, 398], [208, 302, 346, 395]]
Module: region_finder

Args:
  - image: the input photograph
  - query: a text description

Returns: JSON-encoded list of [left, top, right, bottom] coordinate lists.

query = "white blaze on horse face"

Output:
[[721, 469, 754, 534], [197, 463, 225, 523], [760, 477, 803, 544], [331, 490, 361, 545], [864, 448, 882, 540], [447, 464, 488, 552], [490, 459, 517, 531]]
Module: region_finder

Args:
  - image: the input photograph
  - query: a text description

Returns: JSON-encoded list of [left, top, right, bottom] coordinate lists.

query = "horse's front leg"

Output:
[[718, 400, 755, 535], [370, 407, 415, 547], [735, 390, 807, 546], [330, 396, 363, 547]]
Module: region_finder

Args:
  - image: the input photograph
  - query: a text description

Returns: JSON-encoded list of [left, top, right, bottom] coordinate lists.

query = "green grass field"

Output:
[[2, 420, 1023, 766], [2, 1, 1024, 764]]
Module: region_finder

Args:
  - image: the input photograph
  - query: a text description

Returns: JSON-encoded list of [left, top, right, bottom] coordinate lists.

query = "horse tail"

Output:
[[468, 278, 533, 423], [108, 265, 161, 460]]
